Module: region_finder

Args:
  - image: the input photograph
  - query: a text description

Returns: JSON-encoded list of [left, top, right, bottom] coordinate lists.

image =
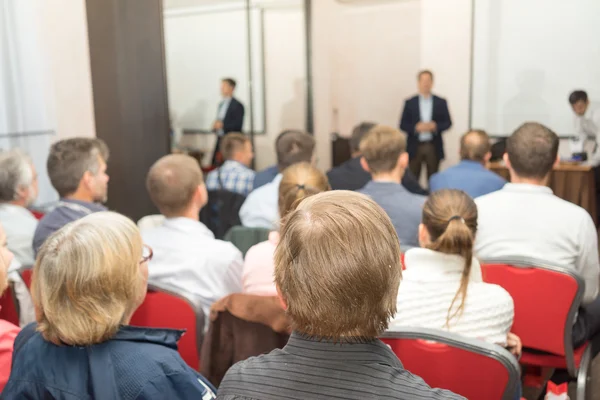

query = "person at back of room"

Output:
[[3, 212, 216, 399], [239, 130, 315, 229], [242, 162, 329, 296], [32, 138, 109, 255], [141, 154, 243, 320], [327, 121, 428, 195], [206, 133, 255, 196], [358, 125, 426, 250], [211, 78, 245, 166], [429, 130, 506, 198], [217, 191, 463, 400]]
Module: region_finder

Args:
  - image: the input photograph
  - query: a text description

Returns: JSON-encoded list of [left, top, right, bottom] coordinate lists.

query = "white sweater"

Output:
[[389, 248, 514, 346]]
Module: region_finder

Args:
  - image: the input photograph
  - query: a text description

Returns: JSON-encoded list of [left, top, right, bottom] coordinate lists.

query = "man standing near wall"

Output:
[[212, 78, 245, 166], [400, 70, 452, 181]]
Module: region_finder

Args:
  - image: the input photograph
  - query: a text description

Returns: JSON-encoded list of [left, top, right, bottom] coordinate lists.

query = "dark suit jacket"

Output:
[[222, 97, 245, 133], [399, 95, 452, 161], [326, 157, 429, 195]]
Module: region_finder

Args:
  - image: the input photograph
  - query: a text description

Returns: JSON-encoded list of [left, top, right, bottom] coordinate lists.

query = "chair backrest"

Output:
[[0, 283, 20, 326], [130, 284, 205, 370], [200, 189, 246, 239], [223, 225, 270, 257], [19, 268, 32, 289], [381, 328, 520, 400], [481, 257, 582, 359]]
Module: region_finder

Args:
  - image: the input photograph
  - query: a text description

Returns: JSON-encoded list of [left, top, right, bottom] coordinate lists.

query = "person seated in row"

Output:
[[142, 154, 243, 319], [475, 122, 600, 349], [429, 130, 506, 198], [390, 190, 518, 352], [0, 150, 39, 266], [3, 212, 216, 399], [358, 125, 426, 250], [240, 130, 315, 229], [242, 162, 329, 296], [33, 138, 110, 255], [327, 121, 428, 195], [218, 191, 463, 399], [0, 222, 21, 392], [206, 133, 255, 196]]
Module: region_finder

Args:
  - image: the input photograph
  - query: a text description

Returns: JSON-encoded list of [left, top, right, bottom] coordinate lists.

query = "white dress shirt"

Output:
[[0, 203, 38, 266], [390, 248, 514, 345], [141, 217, 243, 320], [418, 95, 434, 142], [239, 173, 282, 229], [571, 102, 600, 165], [475, 183, 600, 305]]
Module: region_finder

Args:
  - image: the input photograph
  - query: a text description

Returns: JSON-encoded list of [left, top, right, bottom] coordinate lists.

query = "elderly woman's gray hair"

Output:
[[0, 149, 35, 203]]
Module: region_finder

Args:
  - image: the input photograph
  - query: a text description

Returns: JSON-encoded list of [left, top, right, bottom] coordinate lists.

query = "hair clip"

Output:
[[297, 184, 305, 190], [448, 215, 466, 224]]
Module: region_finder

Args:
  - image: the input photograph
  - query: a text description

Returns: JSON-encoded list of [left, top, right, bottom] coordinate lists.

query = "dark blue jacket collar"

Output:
[[114, 325, 185, 350]]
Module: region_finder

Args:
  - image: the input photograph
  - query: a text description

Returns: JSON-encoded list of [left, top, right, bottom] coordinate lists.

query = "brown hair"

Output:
[[274, 191, 401, 340], [222, 78, 236, 89], [421, 189, 478, 327], [506, 122, 559, 180], [359, 125, 406, 174], [47, 138, 109, 197], [146, 154, 203, 217], [276, 130, 316, 172], [350, 122, 376, 153], [278, 162, 329, 219], [460, 129, 491, 163], [418, 70, 434, 80], [220, 133, 250, 160]]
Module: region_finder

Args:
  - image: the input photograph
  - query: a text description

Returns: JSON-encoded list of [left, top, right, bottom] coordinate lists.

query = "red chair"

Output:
[[19, 268, 32, 289], [482, 257, 592, 399], [382, 328, 521, 400], [0, 284, 20, 326], [130, 285, 205, 371]]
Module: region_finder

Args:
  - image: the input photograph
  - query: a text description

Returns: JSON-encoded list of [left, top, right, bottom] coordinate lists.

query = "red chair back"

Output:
[[20, 269, 33, 289], [0, 284, 20, 326], [130, 285, 204, 370], [481, 258, 582, 357], [382, 328, 520, 400]]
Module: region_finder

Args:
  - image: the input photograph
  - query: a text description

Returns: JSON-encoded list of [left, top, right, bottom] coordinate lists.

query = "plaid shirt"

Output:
[[206, 160, 255, 196]]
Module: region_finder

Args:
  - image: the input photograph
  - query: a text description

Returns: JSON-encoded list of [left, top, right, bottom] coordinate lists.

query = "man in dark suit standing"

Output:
[[400, 70, 452, 180], [212, 78, 245, 166]]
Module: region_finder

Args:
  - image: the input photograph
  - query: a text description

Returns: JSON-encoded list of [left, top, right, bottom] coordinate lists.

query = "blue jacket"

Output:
[[429, 160, 506, 198], [2, 323, 216, 400]]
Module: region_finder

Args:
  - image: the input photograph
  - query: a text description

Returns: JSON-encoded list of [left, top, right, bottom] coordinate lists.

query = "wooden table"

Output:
[[489, 162, 597, 222]]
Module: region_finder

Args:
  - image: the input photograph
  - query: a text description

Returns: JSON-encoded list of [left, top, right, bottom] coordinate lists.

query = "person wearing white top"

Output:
[[142, 154, 243, 321], [569, 90, 600, 165], [475, 122, 600, 348], [390, 189, 518, 350], [239, 130, 316, 229]]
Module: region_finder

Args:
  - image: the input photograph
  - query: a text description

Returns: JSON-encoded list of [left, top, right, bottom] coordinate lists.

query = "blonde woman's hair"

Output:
[[278, 162, 329, 219], [421, 189, 478, 327], [33, 212, 145, 346], [275, 191, 401, 340]]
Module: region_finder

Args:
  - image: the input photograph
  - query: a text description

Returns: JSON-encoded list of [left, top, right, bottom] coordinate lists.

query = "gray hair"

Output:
[[0, 149, 34, 202]]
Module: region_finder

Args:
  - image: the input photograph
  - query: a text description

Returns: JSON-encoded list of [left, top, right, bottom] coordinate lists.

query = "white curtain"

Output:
[[0, 0, 57, 206]]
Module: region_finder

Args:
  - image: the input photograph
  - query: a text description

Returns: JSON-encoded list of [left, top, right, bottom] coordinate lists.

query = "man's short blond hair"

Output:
[[460, 130, 491, 162], [33, 212, 145, 346], [359, 125, 406, 174], [146, 154, 203, 217], [221, 133, 250, 160], [274, 191, 401, 340]]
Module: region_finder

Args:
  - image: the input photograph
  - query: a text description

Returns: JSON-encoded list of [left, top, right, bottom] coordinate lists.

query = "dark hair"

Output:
[[350, 122, 376, 153], [460, 130, 491, 163], [222, 78, 237, 89], [569, 90, 588, 105], [506, 122, 559, 180], [220, 132, 250, 160], [47, 138, 109, 197], [422, 189, 478, 327], [418, 70, 434, 80], [276, 130, 315, 172]]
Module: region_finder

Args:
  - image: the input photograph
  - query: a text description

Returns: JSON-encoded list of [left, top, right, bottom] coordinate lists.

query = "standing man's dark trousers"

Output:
[[212, 135, 224, 167], [409, 141, 439, 180], [594, 165, 600, 226]]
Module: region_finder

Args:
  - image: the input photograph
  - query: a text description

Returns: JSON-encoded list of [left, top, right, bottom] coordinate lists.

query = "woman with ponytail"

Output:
[[390, 189, 519, 352], [242, 162, 329, 295]]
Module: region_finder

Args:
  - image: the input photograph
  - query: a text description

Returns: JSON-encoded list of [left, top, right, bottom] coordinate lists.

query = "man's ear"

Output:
[[80, 171, 94, 191], [553, 154, 560, 169], [484, 151, 492, 163], [276, 285, 288, 310], [398, 152, 409, 169], [502, 152, 511, 169], [360, 157, 371, 173]]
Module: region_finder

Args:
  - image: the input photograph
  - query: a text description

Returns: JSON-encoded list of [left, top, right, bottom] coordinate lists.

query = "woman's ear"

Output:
[[276, 285, 288, 310], [418, 223, 430, 247], [360, 157, 370, 173]]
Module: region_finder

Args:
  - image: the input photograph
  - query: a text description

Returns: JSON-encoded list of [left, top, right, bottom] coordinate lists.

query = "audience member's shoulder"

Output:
[[474, 187, 505, 207]]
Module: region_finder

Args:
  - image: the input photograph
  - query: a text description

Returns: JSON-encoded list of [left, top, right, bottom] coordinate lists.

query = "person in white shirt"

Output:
[[475, 122, 600, 348], [0, 149, 38, 326], [141, 154, 243, 319], [391, 189, 520, 354], [239, 130, 316, 229]]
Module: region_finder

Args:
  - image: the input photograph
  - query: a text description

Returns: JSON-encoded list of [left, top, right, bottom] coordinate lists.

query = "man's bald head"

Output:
[[460, 130, 491, 164], [146, 154, 204, 217]]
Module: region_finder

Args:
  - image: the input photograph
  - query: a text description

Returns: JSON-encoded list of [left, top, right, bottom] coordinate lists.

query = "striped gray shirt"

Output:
[[217, 332, 464, 400]]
